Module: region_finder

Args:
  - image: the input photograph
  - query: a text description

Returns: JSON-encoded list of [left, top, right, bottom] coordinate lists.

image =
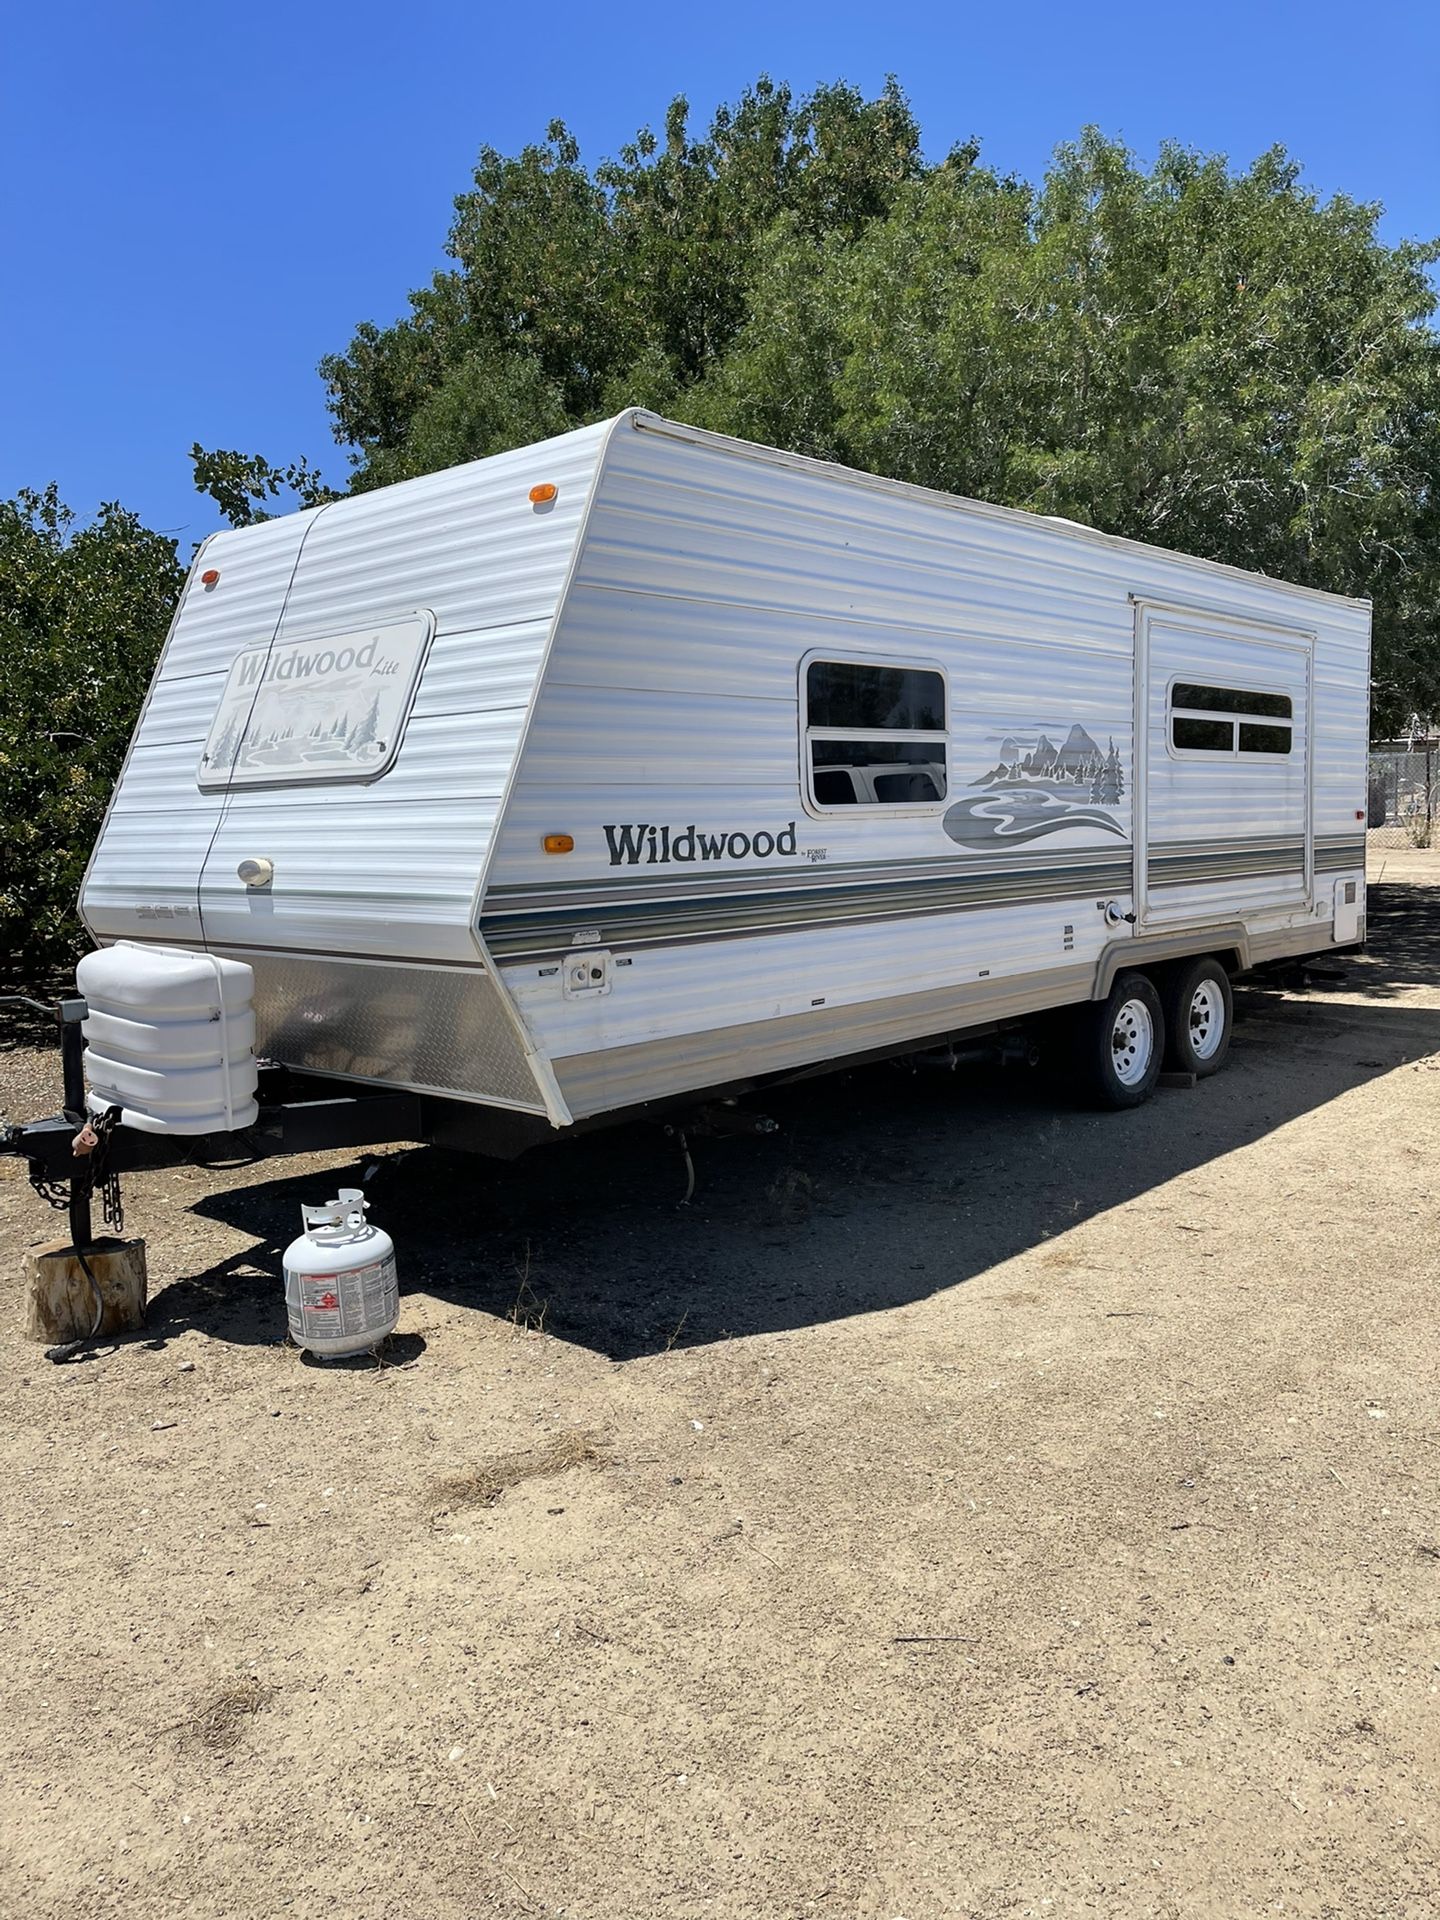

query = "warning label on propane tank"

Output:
[[287, 1256, 397, 1341]]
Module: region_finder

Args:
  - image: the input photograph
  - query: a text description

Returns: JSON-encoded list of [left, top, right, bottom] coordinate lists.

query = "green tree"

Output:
[[0, 487, 184, 975], [198, 77, 922, 497], [193, 82, 1440, 733], [187, 446, 336, 528], [706, 132, 1440, 732]]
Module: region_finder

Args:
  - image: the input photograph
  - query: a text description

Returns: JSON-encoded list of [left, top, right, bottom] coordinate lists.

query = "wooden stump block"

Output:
[[24, 1237, 148, 1344]]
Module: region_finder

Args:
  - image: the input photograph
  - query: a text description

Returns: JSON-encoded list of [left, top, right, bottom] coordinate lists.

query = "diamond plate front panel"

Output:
[[245, 953, 544, 1110]]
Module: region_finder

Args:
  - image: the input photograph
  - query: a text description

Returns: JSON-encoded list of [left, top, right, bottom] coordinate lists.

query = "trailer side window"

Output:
[[1170, 682, 1293, 758], [804, 660, 948, 809]]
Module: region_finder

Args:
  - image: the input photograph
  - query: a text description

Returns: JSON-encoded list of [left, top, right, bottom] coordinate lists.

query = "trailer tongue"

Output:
[[1, 965, 780, 1286], [0, 980, 429, 1260]]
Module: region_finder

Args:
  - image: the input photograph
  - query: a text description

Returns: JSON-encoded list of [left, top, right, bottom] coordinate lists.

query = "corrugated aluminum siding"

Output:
[[488, 414, 1369, 1107], [82, 419, 613, 964]]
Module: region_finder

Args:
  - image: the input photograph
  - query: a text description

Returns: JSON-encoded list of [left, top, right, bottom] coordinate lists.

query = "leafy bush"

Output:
[[0, 486, 182, 978]]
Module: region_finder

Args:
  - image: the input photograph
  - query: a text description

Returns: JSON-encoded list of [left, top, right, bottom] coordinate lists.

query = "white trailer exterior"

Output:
[[81, 411, 1370, 1137]]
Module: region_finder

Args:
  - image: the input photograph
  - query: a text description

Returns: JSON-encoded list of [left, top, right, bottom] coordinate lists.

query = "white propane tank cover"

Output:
[[76, 942, 259, 1135], [284, 1190, 399, 1359]]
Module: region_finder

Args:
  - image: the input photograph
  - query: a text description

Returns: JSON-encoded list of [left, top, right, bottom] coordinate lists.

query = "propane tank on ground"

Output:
[[283, 1188, 398, 1359]]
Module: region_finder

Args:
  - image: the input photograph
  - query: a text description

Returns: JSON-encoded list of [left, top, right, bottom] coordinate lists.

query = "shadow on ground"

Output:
[[154, 877, 1440, 1361], [1334, 878, 1440, 997]]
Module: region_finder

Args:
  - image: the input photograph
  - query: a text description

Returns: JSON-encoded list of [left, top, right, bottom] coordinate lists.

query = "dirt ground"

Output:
[[2, 856, 1438, 1920]]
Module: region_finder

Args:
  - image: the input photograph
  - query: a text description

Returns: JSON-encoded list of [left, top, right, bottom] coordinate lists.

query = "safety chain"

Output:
[[88, 1106, 124, 1237], [26, 1161, 70, 1212], [24, 1105, 124, 1233], [101, 1169, 124, 1234]]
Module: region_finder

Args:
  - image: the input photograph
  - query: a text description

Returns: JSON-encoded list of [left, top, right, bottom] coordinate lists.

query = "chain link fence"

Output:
[[1368, 748, 1438, 849]]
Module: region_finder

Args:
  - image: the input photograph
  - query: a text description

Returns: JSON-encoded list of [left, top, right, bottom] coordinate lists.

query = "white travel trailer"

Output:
[[74, 411, 1369, 1155]]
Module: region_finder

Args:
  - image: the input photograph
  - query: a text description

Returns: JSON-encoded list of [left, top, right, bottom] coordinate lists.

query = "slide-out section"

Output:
[[1137, 604, 1314, 930]]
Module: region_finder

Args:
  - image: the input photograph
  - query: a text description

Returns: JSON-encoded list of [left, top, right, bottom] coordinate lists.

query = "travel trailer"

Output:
[[10, 411, 1370, 1211]]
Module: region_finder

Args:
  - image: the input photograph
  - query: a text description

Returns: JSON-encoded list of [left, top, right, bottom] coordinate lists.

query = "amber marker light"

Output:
[[529, 483, 558, 505], [200, 568, 220, 587], [543, 834, 575, 854]]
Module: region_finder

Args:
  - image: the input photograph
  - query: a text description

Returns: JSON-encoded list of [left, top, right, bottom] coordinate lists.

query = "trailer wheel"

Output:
[[1159, 956, 1233, 1078], [1073, 971, 1164, 1109]]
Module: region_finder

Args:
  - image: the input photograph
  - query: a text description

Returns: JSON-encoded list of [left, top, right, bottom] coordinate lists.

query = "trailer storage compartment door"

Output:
[[1136, 604, 1313, 931]]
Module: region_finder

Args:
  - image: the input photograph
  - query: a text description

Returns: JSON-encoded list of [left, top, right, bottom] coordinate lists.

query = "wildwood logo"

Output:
[[603, 822, 799, 866], [199, 610, 433, 791], [235, 635, 391, 689]]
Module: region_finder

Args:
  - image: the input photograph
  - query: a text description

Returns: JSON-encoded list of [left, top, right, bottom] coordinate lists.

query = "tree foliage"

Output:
[[0, 487, 183, 974], [187, 445, 337, 528], [196, 85, 1440, 731]]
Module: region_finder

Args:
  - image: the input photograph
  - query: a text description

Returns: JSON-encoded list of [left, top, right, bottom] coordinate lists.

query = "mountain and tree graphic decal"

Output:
[[206, 691, 387, 774], [943, 724, 1129, 848]]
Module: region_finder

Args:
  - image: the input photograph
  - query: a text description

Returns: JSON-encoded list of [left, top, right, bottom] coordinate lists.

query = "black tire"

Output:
[[1159, 955, 1233, 1078], [1072, 970, 1165, 1109]]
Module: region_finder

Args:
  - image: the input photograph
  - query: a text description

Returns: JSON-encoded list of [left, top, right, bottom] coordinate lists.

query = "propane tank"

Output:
[[283, 1188, 398, 1359]]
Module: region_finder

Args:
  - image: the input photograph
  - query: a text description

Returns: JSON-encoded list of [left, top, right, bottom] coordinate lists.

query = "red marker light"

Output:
[[201, 568, 220, 588]]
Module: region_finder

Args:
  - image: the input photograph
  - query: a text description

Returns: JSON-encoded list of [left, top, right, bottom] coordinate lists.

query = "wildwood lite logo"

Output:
[[233, 635, 388, 689], [199, 611, 433, 792], [603, 822, 799, 866]]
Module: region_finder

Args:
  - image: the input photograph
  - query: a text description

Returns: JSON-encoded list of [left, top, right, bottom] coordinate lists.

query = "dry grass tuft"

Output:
[[171, 1675, 272, 1751], [508, 1239, 550, 1333], [434, 1429, 607, 1512]]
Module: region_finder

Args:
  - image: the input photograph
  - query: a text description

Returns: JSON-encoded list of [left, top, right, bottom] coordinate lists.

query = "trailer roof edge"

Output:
[[624, 411, 1372, 617]]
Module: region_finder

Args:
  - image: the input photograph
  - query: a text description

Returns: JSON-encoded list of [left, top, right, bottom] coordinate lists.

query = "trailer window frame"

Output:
[[1166, 674, 1295, 763], [799, 649, 950, 818]]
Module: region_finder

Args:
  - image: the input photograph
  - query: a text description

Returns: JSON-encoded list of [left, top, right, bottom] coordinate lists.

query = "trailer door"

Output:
[[1134, 602, 1313, 931]]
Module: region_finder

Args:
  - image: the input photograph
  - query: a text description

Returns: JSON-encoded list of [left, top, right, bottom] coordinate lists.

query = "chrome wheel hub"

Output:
[[1188, 979, 1225, 1061], [1111, 997, 1154, 1086]]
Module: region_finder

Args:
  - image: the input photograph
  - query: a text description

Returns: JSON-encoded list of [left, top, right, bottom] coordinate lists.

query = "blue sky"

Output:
[[3, 1, 1436, 550]]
